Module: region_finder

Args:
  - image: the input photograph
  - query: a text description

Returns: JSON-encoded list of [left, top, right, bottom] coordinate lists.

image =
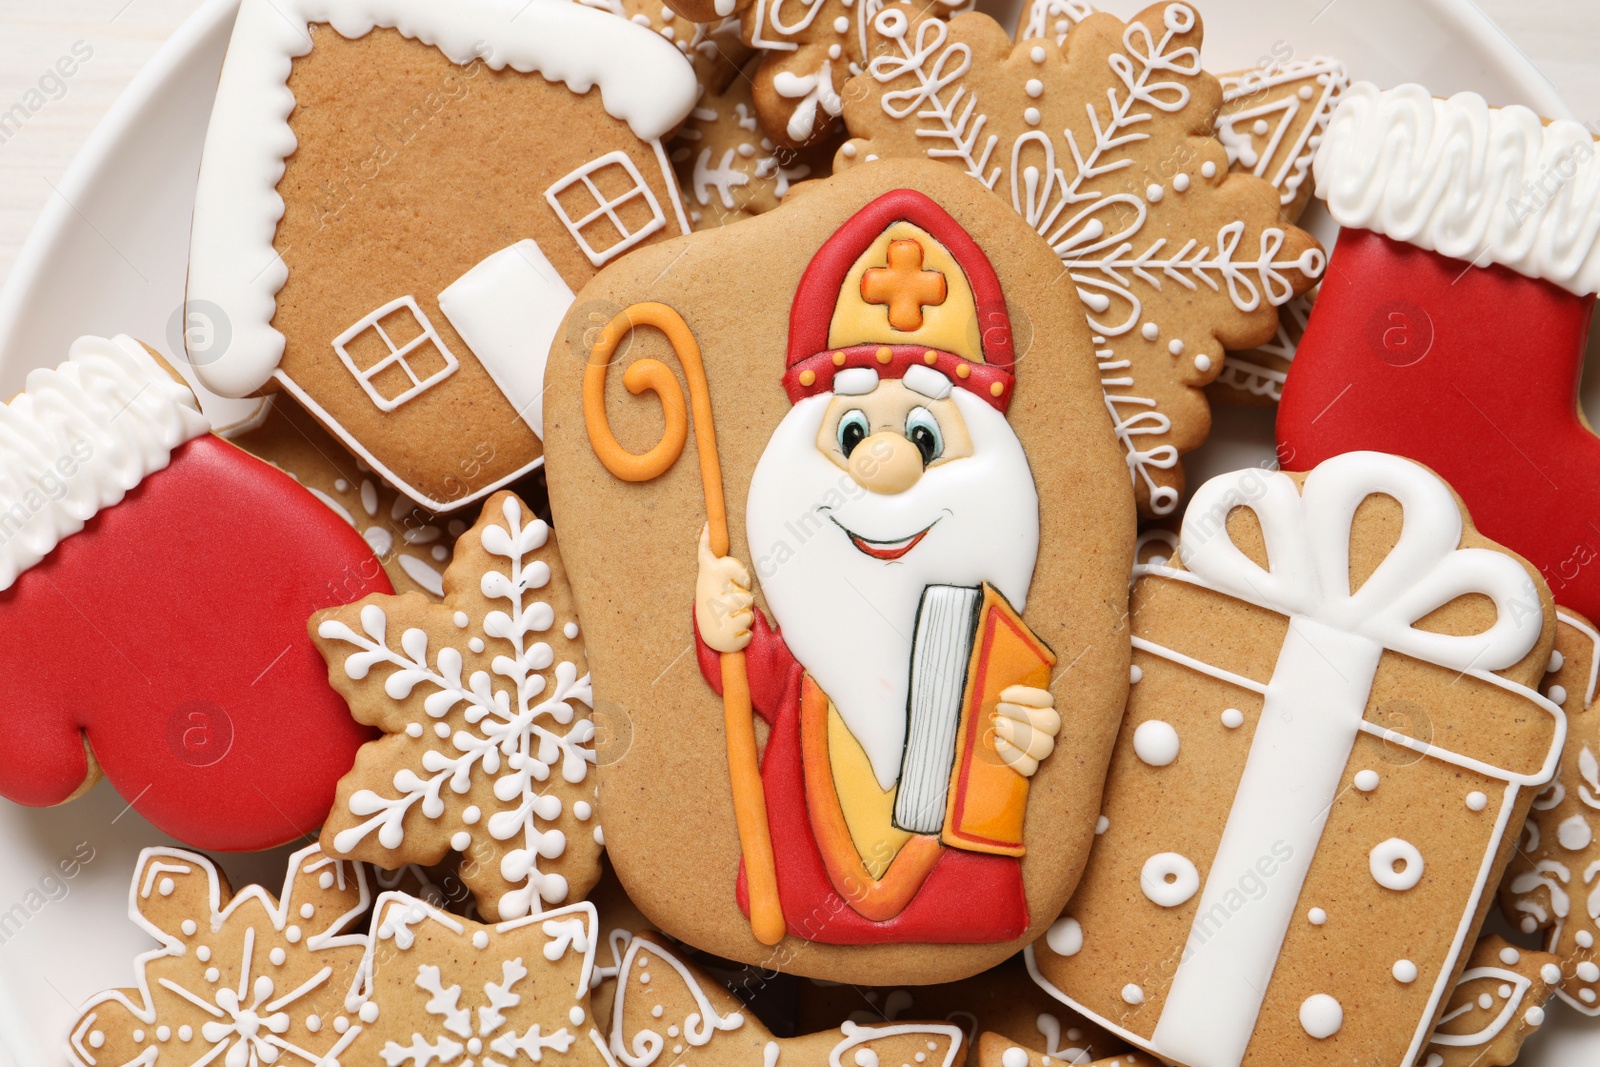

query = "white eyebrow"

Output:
[[834, 367, 880, 396], [903, 363, 952, 400]]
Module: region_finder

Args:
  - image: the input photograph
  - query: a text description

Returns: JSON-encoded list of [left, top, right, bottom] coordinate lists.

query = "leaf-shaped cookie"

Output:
[[837, 4, 1324, 515], [313, 490, 599, 921], [1421, 935, 1563, 1067]]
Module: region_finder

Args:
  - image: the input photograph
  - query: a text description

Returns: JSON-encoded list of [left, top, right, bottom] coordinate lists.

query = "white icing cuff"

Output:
[[187, 0, 700, 398], [1314, 82, 1600, 296], [0, 336, 209, 590]]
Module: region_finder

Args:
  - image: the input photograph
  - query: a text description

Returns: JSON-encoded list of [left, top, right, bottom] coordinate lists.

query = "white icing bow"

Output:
[[1174, 451, 1542, 673]]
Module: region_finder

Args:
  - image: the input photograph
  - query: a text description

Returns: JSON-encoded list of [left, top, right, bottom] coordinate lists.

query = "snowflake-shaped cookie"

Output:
[[669, 63, 839, 230], [609, 931, 965, 1067], [1421, 936, 1563, 1067], [837, 4, 1324, 515], [1501, 609, 1600, 1015], [66, 844, 370, 1067], [314, 490, 599, 921], [344, 892, 605, 1067]]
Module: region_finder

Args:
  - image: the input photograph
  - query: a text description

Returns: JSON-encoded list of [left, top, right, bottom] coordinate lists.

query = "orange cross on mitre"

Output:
[[861, 239, 948, 332]]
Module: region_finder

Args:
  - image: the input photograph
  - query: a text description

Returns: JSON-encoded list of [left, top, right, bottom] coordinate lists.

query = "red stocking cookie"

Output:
[[0, 336, 389, 850], [1278, 83, 1600, 620]]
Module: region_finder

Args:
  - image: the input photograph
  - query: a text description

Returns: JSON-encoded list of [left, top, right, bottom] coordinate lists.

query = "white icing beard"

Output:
[[746, 388, 1041, 792]]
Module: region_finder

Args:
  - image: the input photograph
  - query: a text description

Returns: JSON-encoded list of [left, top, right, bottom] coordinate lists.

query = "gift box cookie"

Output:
[[1028, 451, 1564, 1067], [186, 0, 702, 513]]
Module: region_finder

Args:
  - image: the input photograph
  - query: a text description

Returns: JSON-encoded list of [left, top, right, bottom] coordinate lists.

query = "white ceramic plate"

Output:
[[0, 1, 1592, 1065]]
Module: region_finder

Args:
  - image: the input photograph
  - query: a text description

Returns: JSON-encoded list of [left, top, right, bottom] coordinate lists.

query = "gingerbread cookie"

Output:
[[232, 396, 463, 598], [973, 1033, 1159, 1067], [0, 335, 388, 850], [836, 5, 1323, 515], [671, 61, 839, 230], [544, 158, 1133, 981], [313, 490, 598, 921], [1420, 936, 1563, 1067], [186, 0, 701, 513], [1502, 608, 1600, 1015], [1207, 289, 1314, 407], [610, 931, 966, 1067], [1215, 57, 1348, 224], [67, 844, 370, 1067], [1029, 451, 1564, 1067], [1018, 0, 1095, 45], [578, 0, 752, 95], [342, 891, 606, 1067], [1277, 83, 1600, 624]]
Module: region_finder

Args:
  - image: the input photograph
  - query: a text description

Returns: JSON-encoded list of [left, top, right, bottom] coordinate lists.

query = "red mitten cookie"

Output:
[[1278, 83, 1600, 619], [0, 335, 390, 850]]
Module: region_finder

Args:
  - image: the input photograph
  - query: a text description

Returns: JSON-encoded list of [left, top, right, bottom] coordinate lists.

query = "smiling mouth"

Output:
[[830, 517, 938, 561]]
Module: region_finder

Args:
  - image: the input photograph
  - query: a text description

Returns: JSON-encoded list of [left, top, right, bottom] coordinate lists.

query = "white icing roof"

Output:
[[187, 0, 699, 398]]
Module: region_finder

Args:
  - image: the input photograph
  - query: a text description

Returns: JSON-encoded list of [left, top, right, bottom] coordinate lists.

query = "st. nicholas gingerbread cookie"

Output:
[[543, 158, 1134, 983]]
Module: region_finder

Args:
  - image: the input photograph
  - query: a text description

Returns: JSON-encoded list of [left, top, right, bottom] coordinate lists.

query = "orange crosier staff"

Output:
[[582, 301, 787, 947]]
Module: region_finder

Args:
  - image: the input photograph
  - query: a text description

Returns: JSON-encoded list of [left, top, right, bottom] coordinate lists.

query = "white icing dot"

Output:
[[360, 1002, 380, 1023], [1002, 1048, 1030, 1067], [1146, 184, 1164, 203], [661, 5, 674, 18], [334, 479, 349, 492], [334, 1017, 349, 1034], [842, 143, 858, 159], [406, 722, 424, 737], [1299, 994, 1343, 1039], [1221, 708, 1244, 729], [1193, 354, 1211, 372], [286, 925, 302, 943], [1201, 161, 1217, 178], [1579, 961, 1600, 982], [564, 622, 580, 640], [1173, 173, 1190, 192], [1354, 769, 1379, 792], [1030, 45, 1046, 62], [651, 1006, 664, 1018], [181, 919, 196, 936], [453, 611, 469, 628], [1024, 108, 1041, 126], [435, 721, 451, 738], [1308, 907, 1327, 925], [1370, 839, 1424, 891], [1130, 664, 1143, 684], [1167, 339, 1184, 356], [1133, 720, 1180, 767], [574, 801, 593, 820], [89, 1032, 104, 1049], [319, 871, 335, 889], [1121, 984, 1144, 1005], [270, 947, 287, 966], [668, 1026, 680, 1038], [473, 931, 490, 949], [196, 945, 211, 962], [1025, 79, 1044, 98], [1549, 649, 1565, 672], [1477, 993, 1494, 1010], [157, 1026, 171, 1042], [570, 1006, 587, 1026], [1500, 946, 1522, 965], [1046, 917, 1082, 956], [158, 877, 175, 896], [469, 637, 486, 654], [833, 15, 849, 31], [1466, 791, 1487, 811], [133, 1031, 144, 1043], [452, 831, 472, 851], [594, 825, 605, 845], [1498, 983, 1513, 998], [1579, 930, 1595, 947], [463, 805, 482, 824], [433, 545, 449, 561], [1393, 959, 1418, 983], [1585, 989, 1599, 1004], [1141, 322, 1159, 341], [205, 967, 220, 982], [1096, 815, 1109, 835], [1252, 118, 1270, 136], [1298, 85, 1313, 100], [1559, 813, 1593, 851], [640, 972, 651, 984], [300, 903, 315, 919], [1542, 963, 1564, 983], [1140, 853, 1200, 907], [364, 527, 393, 556], [828, 43, 841, 59], [1526, 1006, 1546, 1026], [1522, 917, 1539, 933], [1549, 685, 1569, 705]]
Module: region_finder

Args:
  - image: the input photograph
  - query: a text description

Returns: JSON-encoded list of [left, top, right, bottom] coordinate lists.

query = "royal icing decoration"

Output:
[[1501, 609, 1600, 1014], [1028, 451, 1565, 1067], [837, 6, 1323, 514], [1216, 57, 1348, 218], [67, 845, 371, 1067], [1420, 935, 1562, 1067], [314, 491, 597, 921]]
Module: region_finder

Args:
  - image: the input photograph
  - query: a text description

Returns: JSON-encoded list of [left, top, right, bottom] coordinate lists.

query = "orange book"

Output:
[[892, 584, 1055, 857]]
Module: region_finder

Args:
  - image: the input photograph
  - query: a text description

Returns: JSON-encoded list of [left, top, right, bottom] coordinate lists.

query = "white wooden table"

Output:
[[0, 0, 1596, 295]]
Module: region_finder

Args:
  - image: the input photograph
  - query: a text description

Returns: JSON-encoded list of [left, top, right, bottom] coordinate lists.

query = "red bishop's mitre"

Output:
[[784, 189, 1017, 414]]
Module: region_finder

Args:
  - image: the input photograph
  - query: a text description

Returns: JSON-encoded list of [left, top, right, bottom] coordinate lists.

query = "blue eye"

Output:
[[906, 407, 942, 465], [837, 410, 869, 457]]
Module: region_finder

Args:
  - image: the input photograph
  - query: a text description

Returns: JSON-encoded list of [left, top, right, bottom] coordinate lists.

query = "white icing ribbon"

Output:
[[1315, 82, 1600, 297], [1143, 451, 1545, 1067], [0, 335, 209, 591]]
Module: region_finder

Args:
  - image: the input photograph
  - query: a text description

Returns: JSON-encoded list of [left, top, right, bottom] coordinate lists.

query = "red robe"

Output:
[[696, 610, 1029, 944]]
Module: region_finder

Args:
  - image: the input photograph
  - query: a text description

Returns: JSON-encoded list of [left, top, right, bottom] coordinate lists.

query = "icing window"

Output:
[[544, 151, 666, 267], [332, 296, 460, 411]]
